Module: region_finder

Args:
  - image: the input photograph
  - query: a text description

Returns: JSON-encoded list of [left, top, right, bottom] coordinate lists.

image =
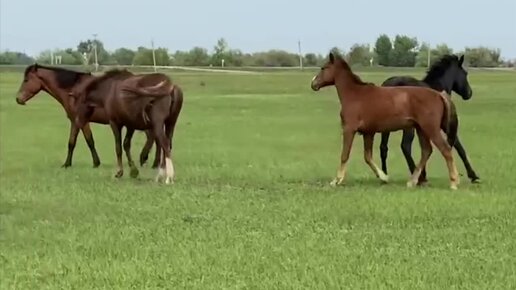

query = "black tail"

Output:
[[439, 91, 458, 147]]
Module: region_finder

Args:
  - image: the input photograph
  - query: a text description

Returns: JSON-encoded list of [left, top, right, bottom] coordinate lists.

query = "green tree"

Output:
[[0, 51, 34, 64], [76, 39, 112, 65], [389, 35, 418, 67], [132, 47, 170, 66], [346, 44, 373, 66], [374, 34, 392, 66], [252, 50, 299, 67], [304, 53, 318, 66], [112, 48, 135, 65], [211, 38, 229, 66], [464, 47, 501, 67], [416, 43, 454, 67], [185, 47, 211, 66]]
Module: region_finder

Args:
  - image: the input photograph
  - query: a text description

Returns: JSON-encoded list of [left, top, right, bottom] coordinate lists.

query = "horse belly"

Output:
[[361, 118, 415, 133], [89, 108, 110, 124]]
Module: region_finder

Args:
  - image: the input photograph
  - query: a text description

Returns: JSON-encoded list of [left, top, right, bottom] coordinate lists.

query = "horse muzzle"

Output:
[[15, 97, 26, 105]]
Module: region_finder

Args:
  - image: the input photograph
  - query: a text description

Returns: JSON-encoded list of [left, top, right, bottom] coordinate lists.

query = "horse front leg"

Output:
[[62, 120, 81, 168], [151, 139, 161, 169], [139, 129, 154, 167], [110, 122, 124, 178], [81, 123, 101, 168], [331, 126, 356, 186], [123, 128, 139, 178]]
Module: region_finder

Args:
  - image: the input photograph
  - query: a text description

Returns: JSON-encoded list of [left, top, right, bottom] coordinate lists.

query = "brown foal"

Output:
[[311, 53, 459, 190]]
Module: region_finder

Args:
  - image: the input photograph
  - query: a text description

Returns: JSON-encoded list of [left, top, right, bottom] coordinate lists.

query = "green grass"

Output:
[[1, 67, 516, 289]]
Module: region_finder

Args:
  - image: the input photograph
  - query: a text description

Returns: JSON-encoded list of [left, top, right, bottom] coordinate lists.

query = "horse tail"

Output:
[[439, 91, 458, 147], [122, 80, 174, 98], [168, 85, 184, 128]]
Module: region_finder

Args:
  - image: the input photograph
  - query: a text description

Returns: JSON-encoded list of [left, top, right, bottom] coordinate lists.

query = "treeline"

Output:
[[0, 35, 513, 68]]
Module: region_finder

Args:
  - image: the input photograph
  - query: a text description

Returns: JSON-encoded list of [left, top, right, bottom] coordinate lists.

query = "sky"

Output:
[[1, 0, 515, 59]]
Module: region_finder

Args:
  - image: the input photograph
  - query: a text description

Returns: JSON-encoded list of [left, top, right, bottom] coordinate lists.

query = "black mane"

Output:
[[27, 64, 91, 89], [423, 55, 460, 84]]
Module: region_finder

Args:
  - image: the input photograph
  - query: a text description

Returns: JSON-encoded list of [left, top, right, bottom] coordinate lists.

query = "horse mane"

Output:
[[81, 69, 132, 92], [334, 55, 370, 85], [423, 54, 460, 83], [27, 64, 91, 89]]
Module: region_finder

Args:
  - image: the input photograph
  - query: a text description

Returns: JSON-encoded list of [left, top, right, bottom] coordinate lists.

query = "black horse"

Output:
[[379, 54, 480, 184]]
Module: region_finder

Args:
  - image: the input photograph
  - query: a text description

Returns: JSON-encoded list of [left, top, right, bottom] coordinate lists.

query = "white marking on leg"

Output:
[[155, 167, 165, 182], [165, 157, 174, 184], [377, 169, 389, 183]]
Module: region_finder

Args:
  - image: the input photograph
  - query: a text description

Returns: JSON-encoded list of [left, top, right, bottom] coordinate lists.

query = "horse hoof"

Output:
[[450, 184, 458, 190], [165, 177, 174, 184], [417, 180, 428, 186], [330, 178, 343, 187], [139, 156, 148, 167], [406, 180, 417, 188], [93, 162, 101, 168], [61, 163, 71, 168], [115, 171, 123, 178], [471, 177, 481, 184], [130, 167, 139, 178]]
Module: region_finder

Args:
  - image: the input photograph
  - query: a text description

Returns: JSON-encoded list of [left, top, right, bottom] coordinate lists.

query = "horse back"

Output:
[[382, 76, 428, 88]]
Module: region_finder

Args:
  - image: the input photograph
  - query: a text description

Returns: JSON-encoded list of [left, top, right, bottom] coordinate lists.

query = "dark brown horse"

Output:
[[380, 54, 479, 184], [311, 52, 459, 189], [69, 69, 183, 183], [14, 64, 161, 168]]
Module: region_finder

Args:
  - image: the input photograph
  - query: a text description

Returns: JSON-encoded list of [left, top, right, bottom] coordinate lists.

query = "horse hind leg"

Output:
[[407, 127, 433, 188], [429, 129, 459, 190], [364, 133, 389, 183], [152, 121, 174, 184]]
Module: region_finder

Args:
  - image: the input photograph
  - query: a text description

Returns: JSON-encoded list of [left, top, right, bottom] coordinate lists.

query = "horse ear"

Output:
[[458, 55, 464, 66], [329, 52, 335, 64]]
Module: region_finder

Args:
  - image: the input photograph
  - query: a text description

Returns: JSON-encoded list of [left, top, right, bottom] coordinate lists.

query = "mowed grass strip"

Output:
[[1, 68, 515, 289]]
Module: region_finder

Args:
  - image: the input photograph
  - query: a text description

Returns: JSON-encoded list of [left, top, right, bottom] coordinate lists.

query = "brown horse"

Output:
[[311, 52, 459, 189], [69, 69, 183, 183], [14, 64, 161, 168]]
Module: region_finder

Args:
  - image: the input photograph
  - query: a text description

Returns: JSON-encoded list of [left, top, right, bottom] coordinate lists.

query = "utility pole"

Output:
[[298, 40, 303, 70], [151, 39, 157, 72], [93, 33, 99, 71]]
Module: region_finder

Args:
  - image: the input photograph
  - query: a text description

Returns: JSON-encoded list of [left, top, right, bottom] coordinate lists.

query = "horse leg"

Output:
[[400, 128, 428, 184], [379, 132, 390, 174], [330, 126, 356, 186], [407, 128, 433, 188], [364, 133, 389, 183], [151, 139, 161, 169], [123, 128, 139, 178], [425, 127, 459, 190], [153, 122, 173, 184], [110, 122, 124, 178], [453, 136, 480, 183], [81, 123, 101, 168], [62, 121, 81, 168], [139, 130, 154, 167]]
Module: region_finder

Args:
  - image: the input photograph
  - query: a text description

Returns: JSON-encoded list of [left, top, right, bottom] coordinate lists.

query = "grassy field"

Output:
[[1, 66, 516, 289]]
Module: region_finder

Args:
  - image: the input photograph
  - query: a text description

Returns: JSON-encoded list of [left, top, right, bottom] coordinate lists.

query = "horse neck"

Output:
[[37, 70, 73, 108], [422, 69, 454, 94], [334, 68, 361, 104]]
